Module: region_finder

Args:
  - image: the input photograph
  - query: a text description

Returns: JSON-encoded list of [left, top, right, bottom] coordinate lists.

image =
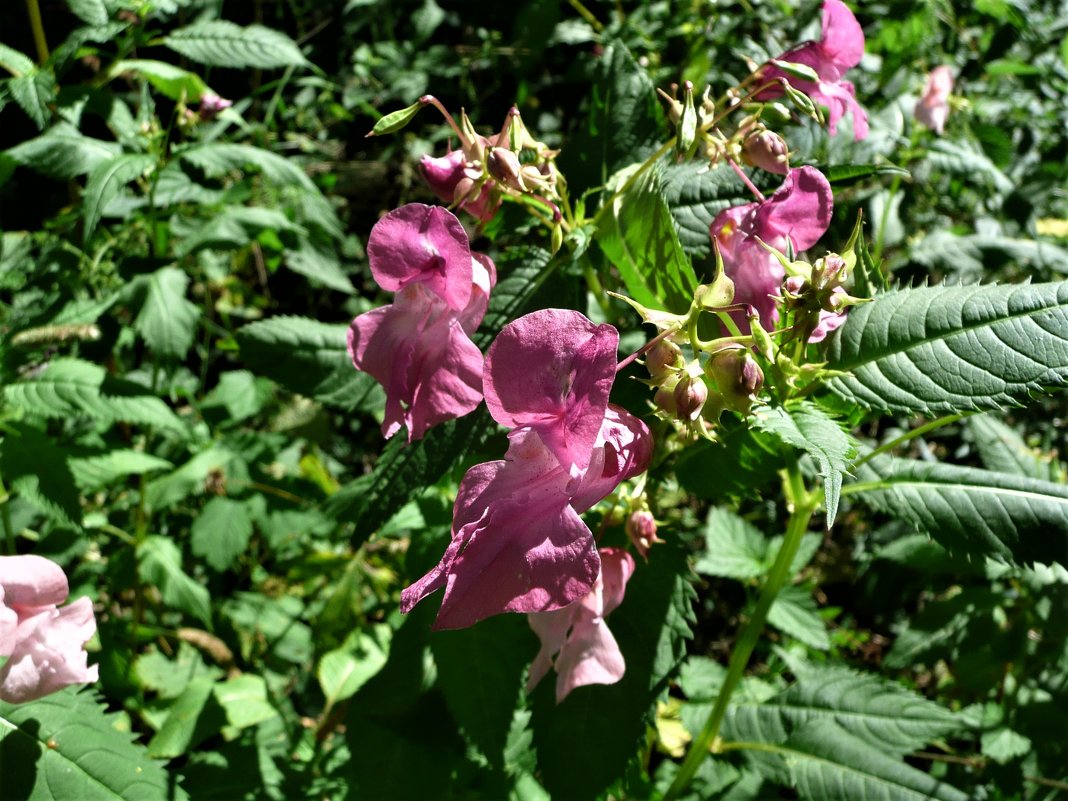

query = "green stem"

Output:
[[566, 0, 604, 32], [1, 478, 15, 555], [852, 413, 966, 470], [664, 462, 817, 801], [24, 0, 49, 64]]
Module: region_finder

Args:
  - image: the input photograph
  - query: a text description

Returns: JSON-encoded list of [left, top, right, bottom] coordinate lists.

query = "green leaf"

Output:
[[69, 450, 173, 492], [200, 371, 273, 423], [67, 0, 108, 24], [285, 240, 355, 293], [164, 21, 307, 69], [9, 69, 55, 130], [827, 282, 1068, 416], [147, 677, 217, 759], [910, 231, 1068, 276], [318, 625, 391, 709], [727, 718, 969, 801], [179, 142, 315, 190], [696, 507, 768, 579], [823, 163, 910, 186], [966, 414, 1059, 480], [676, 421, 784, 502], [751, 402, 855, 527], [0, 43, 34, 76], [4, 122, 121, 179], [83, 153, 155, 242], [2, 358, 186, 433], [138, 536, 212, 626], [213, 675, 278, 731], [924, 139, 1012, 193], [431, 615, 535, 768], [0, 422, 81, 527], [661, 162, 751, 261], [980, 727, 1031, 764], [190, 497, 253, 572], [597, 163, 698, 313], [111, 59, 207, 102], [766, 585, 829, 650], [0, 688, 184, 800], [849, 455, 1068, 565], [144, 445, 242, 512], [126, 267, 201, 360]]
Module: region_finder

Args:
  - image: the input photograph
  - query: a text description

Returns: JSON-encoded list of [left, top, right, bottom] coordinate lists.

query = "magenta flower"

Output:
[[420, 144, 502, 224], [348, 204, 496, 442], [527, 548, 635, 702], [0, 555, 98, 704], [198, 91, 233, 121], [914, 66, 954, 135], [400, 309, 653, 630], [711, 166, 834, 332], [758, 0, 868, 140]]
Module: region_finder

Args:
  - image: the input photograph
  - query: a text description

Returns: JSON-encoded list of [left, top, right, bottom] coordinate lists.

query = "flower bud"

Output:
[[784, 275, 806, 296], [626, 510, 661, 560], [742, 129, 789, 175], [694, 272, 735, 310], [198, 92, 233, 121], [707, 347, 763, 416], [646, 339, 683, 380], [673, 365, 707, 422], [420, 150, 466, 203], [487, 147, 524, 191]]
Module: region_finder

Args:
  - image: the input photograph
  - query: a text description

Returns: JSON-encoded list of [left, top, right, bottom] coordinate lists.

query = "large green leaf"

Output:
[[3, 358, 186, 433], [190, 497, 253, 572], [67, 0, 109, 25], [751, 402, 855, 527], [4, 123, 121, 179], [827, 282, 1068, 416], [178, 143, 315, 191], [111, 59, 208, 102], [0, 688, 184, 800], [83, 153, 155, 242], [69, 450, 173, 492], [596, 163, 698, 313], [966, 414, 1059, 480], [138, 536, 213, 626], [128, 267, 201, 360], [847, 455, 1068, 565], [726, 666, 963, 756], [164, 21, 307, 69], [0, 422, 81, 527], [696, 507, 820, 579]]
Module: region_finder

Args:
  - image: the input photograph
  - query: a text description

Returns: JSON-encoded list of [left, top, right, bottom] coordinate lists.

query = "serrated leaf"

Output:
[[752, 403, 855, 527], [128, 267, 200, 360], [190, 497, 253, 572], [83, 153, 155, 242], [9, 69, 55, 130], [966, 414, 1058, 480], [0, 688, 184, 800], [696, 507, 768, 579], [848, 455, 1068, 565], [164, 21, 307, 69], [597, 163, 699, 313], [178, 142, 314, 190], [980, 727, 1031, 764], [0, 43, 34, 76], [69, 450, 173, 492], [111, 59, 207, 102], [213, 675, 278, 731], [726, 718, 969, 801], [911, 231, 1068, 277], [827, 282, 1068, 416], [4, 122, 121, 179], [147, 677, 217, 759], [661, 162, 751, 261], [3, 358, 185, 433], [766, 585, 829, 650], [67, 0, 109, 25], [925, 138, 1012, 193], [318, 626, 391, 710], [138, 536, 212, 626], [823, 163, 910, 185], [143, 445, 242, 512], [285, 240, 355, 293], [0, 422, 81, 527]]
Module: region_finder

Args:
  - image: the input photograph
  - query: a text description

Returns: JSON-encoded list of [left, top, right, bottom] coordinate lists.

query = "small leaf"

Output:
[[165, 21, 307, 69], [129, 267, 201, 360], [190, 497, 253, 572], [8, 69, 55, 130], [83, 153, 155, 242], [138, 536, 212, 626], [696, 507, 768, 579], [0, 43, 34, 76], [661, 161, 752, 261], [980, 727, 1032, 764], [147, 677, 217, 759], [213, 675, 278, 731], [69, 450, 173, 492], [766, 585, 829, 650], [67, 0, 109, 25], [367, 99, 425, 137], [179, 142, 314, 190], [318, 626, 391, 709], [966, 414, 1059, 481]]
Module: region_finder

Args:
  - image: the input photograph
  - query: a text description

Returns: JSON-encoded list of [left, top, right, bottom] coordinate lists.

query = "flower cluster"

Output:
[[401, 309, 652, 634], [758, 0, 868, 141], [0, 555, 98, 704], [348, 203, 496, 442], [527, 547, 635, 702]]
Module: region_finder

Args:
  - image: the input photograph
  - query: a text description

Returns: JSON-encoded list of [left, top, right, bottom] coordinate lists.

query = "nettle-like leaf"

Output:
[[147, 676, 218, 759], [751, 402, 856, 526], [83, 153, 155, 242], [849, 455, 1068, 565], [597, 163, 699, 313], [0, 688, 185, 801], [318, 625, 391, 711], [911, 231, 1068, 277], [68, 450, 173, 492], [138, 536, 213, 626], [8, 69, 55, 130], [828, 282, 1068, 416], [178, 143, 315, 191], [164, 21, 307, 70], [111, 59, 208, 102], [766, 584, 829, 650], [126, 267, 201, 360], [190, 496, 253, 572], [725, 666, 964, 756], [3, 358, 186, 433], [696, 507, 820, 580], [4, 122, 121, 180], [0, 422, 81, 527], [67, 0, 109, 25], [661, 161, 751, 261], [966, 414, 1060, 481]]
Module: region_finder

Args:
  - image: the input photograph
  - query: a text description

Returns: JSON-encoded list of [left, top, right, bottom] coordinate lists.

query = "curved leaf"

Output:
[[178, 142, 314, 191], [111, 59, 208, 102], [164, 21, 307, 69], [5, 123, 121, 179], [83, 153, 155, 242], [827, 282, 1068, 415]]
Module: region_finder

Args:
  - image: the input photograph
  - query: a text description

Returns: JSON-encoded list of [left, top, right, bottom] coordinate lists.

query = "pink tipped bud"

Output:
[[420, 150, 466, 203], [487, 147, 524, 191], [626, 510, 661, 559], [742, 129, 789, 174], [784, 275, 806, 296], [673, 367, 707, 422], [707, 347, 762, 416], [646, 339, 683, 380]]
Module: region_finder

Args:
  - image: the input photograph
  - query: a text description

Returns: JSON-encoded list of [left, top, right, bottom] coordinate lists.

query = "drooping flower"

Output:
[[0, 555, 98, 704], [348, 204, 496, 442], [710, 166, 834, 333], [914, 66, 954, 135], [400, 309, 653, 630], [420, 137, 503, 224], [758, 0, 868, 141], [527, 548, 635, 702]]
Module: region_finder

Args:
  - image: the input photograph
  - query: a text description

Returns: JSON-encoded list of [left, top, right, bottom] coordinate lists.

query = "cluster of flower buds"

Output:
[[625, 507, 663, 560]]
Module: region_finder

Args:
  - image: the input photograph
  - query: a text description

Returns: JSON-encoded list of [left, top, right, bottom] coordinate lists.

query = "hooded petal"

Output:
[[526, 604, 577, 692], [820, 0, 865, 72], [570, 406, 654, 514], [483, 309, 618, 472], [0, 555, 69, 609], [458, 253, 497, 335], [757, 166, 834, 253], [419, 150, 466, 204], [0, 589, 17, 658], [367, 204, 473, 310], [0, 597, 98, 704], [598, 548, 636, 617]]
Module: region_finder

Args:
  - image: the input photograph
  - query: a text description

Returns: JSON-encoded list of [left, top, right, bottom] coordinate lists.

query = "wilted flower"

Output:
[[0, 555, 98, 704], [527, 548, 635, 702], [914, 66, 954, 135], [758, 0, 868, 140], [348, 204, 496, 442], [400, 310, 653, 630]]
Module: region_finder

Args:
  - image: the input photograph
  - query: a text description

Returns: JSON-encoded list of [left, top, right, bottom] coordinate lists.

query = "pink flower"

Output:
[[758, 0, 868, 140], [400, 310, 653, 630], [711, 166, 834, 333], [527, 548, 635, 702], [348, 204, 496, 442], [198, 92, 232, 120], [914, 66, 953, 135], [0, 555, 98, 704], [420, 146, 502, 224]]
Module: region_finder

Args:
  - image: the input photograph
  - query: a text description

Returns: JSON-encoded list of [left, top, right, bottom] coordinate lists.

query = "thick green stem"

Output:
[[24, 0, 49, 64], [663, 463, 817, 801]]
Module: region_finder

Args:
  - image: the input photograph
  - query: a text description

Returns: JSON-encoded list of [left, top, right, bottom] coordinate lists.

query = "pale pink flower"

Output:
[[914, 66, 954, 135], [348, 204, 496, 442], [758, 0, 868, 140], [527, 548, 635, 702], [0, 555, 98, 704], [711, 166, 836, 334], [198, 92, 232, 120], [400, 310, 652, 630]]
